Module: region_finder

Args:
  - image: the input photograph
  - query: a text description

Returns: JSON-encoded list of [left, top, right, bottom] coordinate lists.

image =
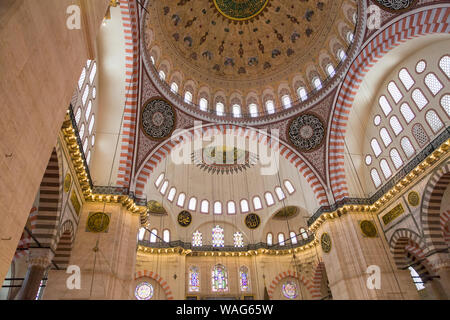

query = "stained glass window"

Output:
[[170, 82, 178, 93], [265, 192, 275, 206], [297, 87, 308, 101], [155, 173, 164, 187], [138, 227, 146, 241], [398, 68, 414, 90], [424, 73, 443, 96], [371, 168, 382, 188], [278, 233, 285, 246], [163, 229, 170, 243], [249, 103, 258, 117], [188, 197, 197, 211], [227, 201, 236, 214], [216, 102, 225, 116], [266, 100, 275, 114], [150, 229, 157, 243], [239, 266, 250, 292], [379, 96, 392, 116], [439, 55, 450, 78], [199, 98, 208, 111], [400, 103, 415, 124], [211, 265, 228, 292], [189, 266, 200, 292], [184, 91, 193, 103], [267, 233, 273, 245], [290, 231, 298, 245], [234, 232, 244, 248], [282, 280, 298, 299], [212, 225, 224, 248], [135, 282, 154, 300], [282, 95, 292, 108], [89, 62, 97, 84], [284, 180, 295, 194], [253, 196, 262, 210], [192, 230, 202, 247]]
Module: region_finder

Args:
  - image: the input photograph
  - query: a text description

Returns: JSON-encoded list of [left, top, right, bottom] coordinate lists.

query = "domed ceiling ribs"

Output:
[[142, 0, 361, 123]]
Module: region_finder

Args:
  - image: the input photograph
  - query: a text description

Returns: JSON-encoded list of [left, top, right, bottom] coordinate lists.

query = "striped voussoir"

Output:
[[117, 0, 140, 188], [310, 261, 326, 300], [328, 6, 450, 202], [135, 270, 174, 300], [421, 160, 450, 253], [442, 210, 450, 246], [32, 147, 63, 251], [267, 270, 313, 299], [52, 220, 74, 270], [389, 228, 434, 280], [13, 206, 39, 261], [134, 124, 329, 206]]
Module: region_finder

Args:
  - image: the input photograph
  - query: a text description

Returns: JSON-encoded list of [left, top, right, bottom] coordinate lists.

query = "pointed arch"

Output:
[[52, 220, 75, 270]]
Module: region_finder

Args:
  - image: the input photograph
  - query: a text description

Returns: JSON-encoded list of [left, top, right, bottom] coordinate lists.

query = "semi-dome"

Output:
[[143, 0, 359, 122]]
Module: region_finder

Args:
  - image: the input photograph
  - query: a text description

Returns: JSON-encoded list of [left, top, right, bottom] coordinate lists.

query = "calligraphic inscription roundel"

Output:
[[360, 220, 378, 238], [141, 98, 175, 140], [288, 114, 325, 152], [178, 211, 192, 227], [87, 212, 110, 233], [321, 233, 332, 253], [407, 191, 420, 207], [245, 213, 261, 229]]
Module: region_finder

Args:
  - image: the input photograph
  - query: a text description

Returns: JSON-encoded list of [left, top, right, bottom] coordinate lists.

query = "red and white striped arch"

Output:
[[135, 270, 174, 300], [328, 6, 450, 201], [133, 124, 329, 206], [117, 0, 140, 187], [267, 270, 314, 299]]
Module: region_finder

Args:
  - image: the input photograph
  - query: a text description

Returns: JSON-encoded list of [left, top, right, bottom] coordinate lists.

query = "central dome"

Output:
[[212, 0, 270, 21], [144, 0, 358, 120]]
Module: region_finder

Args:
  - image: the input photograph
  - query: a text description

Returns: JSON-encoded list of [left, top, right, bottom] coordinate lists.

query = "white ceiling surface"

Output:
[[90, 6, 127, 186]]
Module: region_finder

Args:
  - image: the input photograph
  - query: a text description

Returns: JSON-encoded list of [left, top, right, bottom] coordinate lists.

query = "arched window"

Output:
[[264, 192, 275, 206], [184, 91, 193, 103], [138, 227, 146, 241], [282, 95, 292, 109], [424, 73, 443, 96], [371, 139, 382, 157], [150, 229, 158, 243], [380, 128, 392, 147], [86, 151, 91, 165], [278, 233, 285, 246], [389, 116, 403, 136], [150, 56, 155, 64], [78, 68, 86, 89], [89, 62, 97, 84], [240, 199, 249, 213], [239, 266, 250, 292], [83, 138, 88, 153], [408, 266, 425, 291], [425, 110, 443, 133], [192, 230, 202, 247], [380, 159, 392, 179], [188, 266, 200, 292], [252, 196, 262, 210], [416, 60, 426, 74], [412, 89, 428, 110], [297, 87, 308, 101], [170, 82, 178, 93], [249, 103, 258, 117], [212, 225, 224, 247], [199, 98, 208, 111], [214, 201, 222, 215], [88, 115, 95, 135], [201, 200, 209, 213], [313, 77, 322, 90], [265, 100, 275, 114], [75, 108, 82, 125], [439, 55, 450, 78], [390, 148, 403, 170], [299, 228, 308, 240], [234, 232, 244, 248], [82, 84, 90, 106], [400, 137, 415, 158], [371, 169, 382, 188], [211, 265, 228, 292], [160, 180, 169, 195], [167, 187, 176, 202], [227, 201, 236, 215], [347, 32, 354, 43], [326, 64, 335, 77], [177, 193, 186, 207], [379, 96, 392, 116], [216, 102, 224, 116], [91, 135, 95, 147], [188, 197, 197, 211], [85, 101, 92, 121], [289, 231, 298, 245], [338, 49, 346, 61], [398, 68, 414, 90], [400, 103, 415, 123], [284, 180, 295, 194], [441, 94, 450, 117], [79, 123, 85, 139], [163, 229, 170, 243], [159, 70, 166, 80], [275, 187, 286, 200], [232, 104, 241, 117], [267, 233, 273, 245], [92, 86, 97, 99], [155, 173, 164, 187]]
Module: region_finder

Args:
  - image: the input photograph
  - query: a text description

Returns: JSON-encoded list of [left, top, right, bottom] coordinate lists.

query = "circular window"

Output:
[[135, 282, 154, 300], [373, 115, 381, 126], [416, 60, 426, 74], [365, 155, 372, 165], [282, 280, 298, 299]]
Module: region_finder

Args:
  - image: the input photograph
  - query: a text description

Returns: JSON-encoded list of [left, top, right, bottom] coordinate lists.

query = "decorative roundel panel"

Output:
[[245, 213, 261, 229], [374, 0, 418, 12], [282, 280, 298, 299], [212, 0, 270, 21], [86, 212, 110, 233], [135, 282, 154, 300], [320, 233, 332, 253], [64, 173, 72, 193], [288, 114, 325, 152], [141, 98, 175, 140], [407, 191, 420, 207], [177, 211, 192, 227], [360, 220, 378, 238]]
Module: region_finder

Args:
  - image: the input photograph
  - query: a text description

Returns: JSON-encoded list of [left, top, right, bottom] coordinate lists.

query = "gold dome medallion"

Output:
[[212, 0, 270, 21]]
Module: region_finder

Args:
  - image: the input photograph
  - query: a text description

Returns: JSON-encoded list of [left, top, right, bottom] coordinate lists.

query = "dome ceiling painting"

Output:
[[143, 0, 358, 120]]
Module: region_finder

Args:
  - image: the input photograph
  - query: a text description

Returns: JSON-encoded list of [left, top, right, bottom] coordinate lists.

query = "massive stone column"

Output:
[[0, 0, 109, 285], [43, 202, 140, 300], [316, 212, 420, 300], [428, 254, 450, 299], [14, 249, 53, 300]]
